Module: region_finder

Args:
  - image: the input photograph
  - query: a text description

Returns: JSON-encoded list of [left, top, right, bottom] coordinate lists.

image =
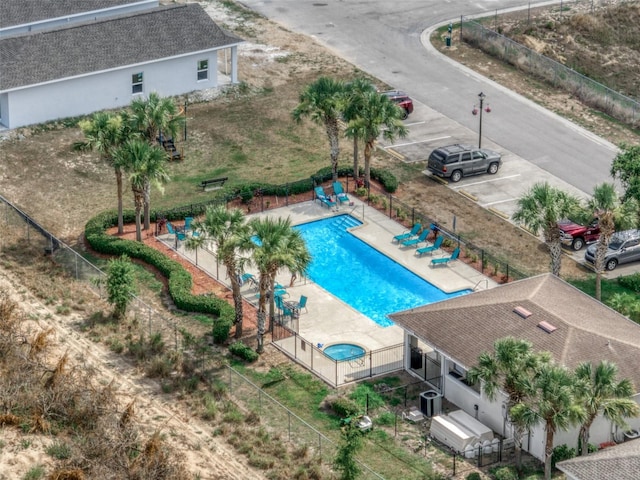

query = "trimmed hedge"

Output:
[[85, 210, 235, 324], [228, 341, 258, 362]]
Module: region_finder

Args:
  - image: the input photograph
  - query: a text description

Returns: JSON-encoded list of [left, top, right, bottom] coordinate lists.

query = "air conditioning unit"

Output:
[[420, 390, 443, 417]]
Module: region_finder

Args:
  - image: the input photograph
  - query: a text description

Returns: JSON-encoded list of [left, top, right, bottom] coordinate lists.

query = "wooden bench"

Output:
[[200, 177, 228, 191]]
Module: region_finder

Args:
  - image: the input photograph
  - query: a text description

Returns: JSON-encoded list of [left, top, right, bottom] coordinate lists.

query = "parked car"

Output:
[[427, 144, 502, 182], [382, 90, 414, 119], [558, 217, 600, 250], [584, 229, 640, 271]]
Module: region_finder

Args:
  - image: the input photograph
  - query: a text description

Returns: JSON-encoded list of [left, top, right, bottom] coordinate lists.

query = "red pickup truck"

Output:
[[558, 218, 600, 251]]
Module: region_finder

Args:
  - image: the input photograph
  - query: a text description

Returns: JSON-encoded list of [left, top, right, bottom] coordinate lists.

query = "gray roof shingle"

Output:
[[389, 273, 640, 391], [0, 0, 136, 29], [557, 438, 640, 480], [0, 3, 243, 91]]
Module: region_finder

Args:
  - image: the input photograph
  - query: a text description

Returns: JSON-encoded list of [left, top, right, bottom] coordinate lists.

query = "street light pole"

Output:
[[472, 92, 489, 148], [477, 92, 485, 148]]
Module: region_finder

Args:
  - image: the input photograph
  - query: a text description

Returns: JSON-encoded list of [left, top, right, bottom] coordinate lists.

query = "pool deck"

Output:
[[162, 196, 497, 354]]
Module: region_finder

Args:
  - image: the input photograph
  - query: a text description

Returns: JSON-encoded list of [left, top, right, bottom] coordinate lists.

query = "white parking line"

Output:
[[404, 121, 426, 127], [451, 174, 521, 188], [481, 198, 518, 206], [389, 135, 451, 148]]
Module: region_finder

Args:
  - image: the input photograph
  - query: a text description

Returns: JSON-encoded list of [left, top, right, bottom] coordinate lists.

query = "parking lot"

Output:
[[378, 99, 636, 279]]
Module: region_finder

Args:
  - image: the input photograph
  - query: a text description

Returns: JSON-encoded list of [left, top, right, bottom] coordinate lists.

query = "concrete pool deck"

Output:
[[162, 196, 498, 355]]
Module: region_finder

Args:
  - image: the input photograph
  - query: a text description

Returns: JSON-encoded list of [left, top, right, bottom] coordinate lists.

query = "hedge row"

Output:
[[85, 210, 235, 324]]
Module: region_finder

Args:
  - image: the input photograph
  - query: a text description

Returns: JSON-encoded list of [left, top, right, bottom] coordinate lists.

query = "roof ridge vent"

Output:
[[538, 321, 557, 334], [513, 306, 532, 319]]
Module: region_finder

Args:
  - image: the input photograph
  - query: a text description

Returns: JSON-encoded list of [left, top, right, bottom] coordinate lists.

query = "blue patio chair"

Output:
[[401, 229, 429, 247], [166, 221, 186, 241], [416, 236, 443, 256], [184, 216, 200, 237], [275, 295, 294, 318], [314, 186, 337, 209], [288, 295, 308, 314], [239, 273, 258, 290], [431, 247, 460, 267], [393, 224, 421, 243], [332, 181, 349, 204]]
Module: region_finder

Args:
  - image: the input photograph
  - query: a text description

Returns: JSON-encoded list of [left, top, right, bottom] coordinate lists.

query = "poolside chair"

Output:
[[332, 181, 349, 204], [393, 224, 421, 243], [401, 229, 429, 247], [416, 236, 443, 256], [275, 295, 294, 318], [314, 186, 337, 210], [239, 272, 258, 290], [166, 222, 186, 241], [288, 295, 308, 314], [430, 247, 460, 267], [184, 216, 200, 237]]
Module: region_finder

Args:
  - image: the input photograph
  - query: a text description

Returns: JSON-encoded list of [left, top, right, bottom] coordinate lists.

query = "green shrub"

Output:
[[228, 341, 258, 362], [619, 272, 640, 293], [493, 466, 518, 480], [331, 397, 360, 418], [466, 473, 482, 480], [212, 317, 233, 344], [371, 167, 398, 193], [376, 411, 396, 426], [551, 443, 576, 468]]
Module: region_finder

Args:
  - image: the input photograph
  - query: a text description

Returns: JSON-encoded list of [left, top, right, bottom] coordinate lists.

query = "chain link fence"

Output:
[[460, 0, 640, 127]]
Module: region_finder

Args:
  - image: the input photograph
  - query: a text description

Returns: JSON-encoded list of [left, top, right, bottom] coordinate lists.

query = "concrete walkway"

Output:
[[160, 197, 497, 356]]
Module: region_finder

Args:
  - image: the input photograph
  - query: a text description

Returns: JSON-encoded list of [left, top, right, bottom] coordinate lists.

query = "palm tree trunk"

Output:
[[513, 424, 524, 472], [579, 419, 594, 456], [544, 426, 554, 480], [257, 310, 266, 353], [363, 140, 373, 188], [116, 167, 124, 235], [228, 270, 244, 338], [134, 195, 143, 242], [352, 138, 359, 181], [143, 180, 151, 231], [256, 279, 269, 353], [544, 227, 563, 276], [327, 120, 340, 181], [595, 271, 602, 302]]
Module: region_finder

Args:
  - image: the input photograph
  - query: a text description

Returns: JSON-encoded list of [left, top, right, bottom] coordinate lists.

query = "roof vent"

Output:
[[538, 321, 557, 334], [513, 306, 532, 319]]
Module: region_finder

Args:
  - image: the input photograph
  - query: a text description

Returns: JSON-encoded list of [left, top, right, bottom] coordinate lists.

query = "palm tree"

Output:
[[292, 77, 346, 181], [511, 363, 586, 480], [574, 361, 639, 456], [344, 90, 407, 188], [114, 140, 169, 242], [610, 143, 640, 206], [129, 93, 184, 230], [466, 337, 551, 470], [343, 79, 377, 181], [185, 206, 251, 338], [248, 217, 311, 353], [512, 182, 582, 276], [587, 183, 638, 300], [75, 112, 129, 234]]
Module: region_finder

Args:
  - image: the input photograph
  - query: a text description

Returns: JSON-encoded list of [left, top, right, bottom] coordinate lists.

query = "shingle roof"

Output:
[[557, 438, 640, 480], [0, 3, 243, 91], [0, 0, 135, 29], [389, 273, 640, 391]]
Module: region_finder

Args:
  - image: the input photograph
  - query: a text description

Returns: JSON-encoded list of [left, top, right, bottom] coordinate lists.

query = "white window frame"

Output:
[[131, 72, 143, 94], [197, 60, 209, 81]]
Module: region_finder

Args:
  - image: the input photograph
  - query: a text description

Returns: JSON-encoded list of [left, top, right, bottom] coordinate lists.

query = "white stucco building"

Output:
[[390, 273, 640, 462], [0, 0, 243, 129]]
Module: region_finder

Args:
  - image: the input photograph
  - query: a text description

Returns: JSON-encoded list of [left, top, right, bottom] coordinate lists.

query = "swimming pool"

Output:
[[295, 215, 470, 327]]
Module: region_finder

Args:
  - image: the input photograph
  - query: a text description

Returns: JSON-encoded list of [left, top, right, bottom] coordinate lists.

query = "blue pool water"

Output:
[[323, 343, 366, 361], [295, 215, 470, 327]]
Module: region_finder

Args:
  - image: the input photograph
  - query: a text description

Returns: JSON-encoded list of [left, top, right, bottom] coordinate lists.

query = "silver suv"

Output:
[[427, 144, 502, 182], [584, 229, 640, 271]]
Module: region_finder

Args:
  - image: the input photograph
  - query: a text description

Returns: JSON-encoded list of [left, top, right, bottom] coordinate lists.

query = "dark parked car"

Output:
[[584, 229, 640, 271], [427, 144, 502, 182], [382, 90, 414, 119]]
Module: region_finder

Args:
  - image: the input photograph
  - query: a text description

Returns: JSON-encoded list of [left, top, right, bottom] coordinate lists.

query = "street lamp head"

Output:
[[478, 91, 486, 101]]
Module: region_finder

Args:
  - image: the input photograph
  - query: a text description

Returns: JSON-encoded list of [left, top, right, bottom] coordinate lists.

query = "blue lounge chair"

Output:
[[393, 224, 421, 243], [402, 229, 429, 247], [332, 181, 349, 204], [166, 222, 186, 241], [184, 216, 200, 237], [416, 236, 444, 256], [239, 273, 258, 290], [431, 247, 460, 267], [314, 186, 337, 209]]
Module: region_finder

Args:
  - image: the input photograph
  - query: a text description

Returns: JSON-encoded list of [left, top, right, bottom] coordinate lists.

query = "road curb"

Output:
[[459, 189, 478, 202], [488, 207, 509, 219]]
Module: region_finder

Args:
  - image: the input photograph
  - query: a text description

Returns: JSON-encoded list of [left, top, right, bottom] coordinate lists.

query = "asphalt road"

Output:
[[239, 0, 618, 196]]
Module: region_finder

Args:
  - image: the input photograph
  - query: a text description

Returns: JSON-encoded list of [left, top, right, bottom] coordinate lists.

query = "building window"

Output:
[[132, 72, 143, 94], [197, 60, 208, 81]]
